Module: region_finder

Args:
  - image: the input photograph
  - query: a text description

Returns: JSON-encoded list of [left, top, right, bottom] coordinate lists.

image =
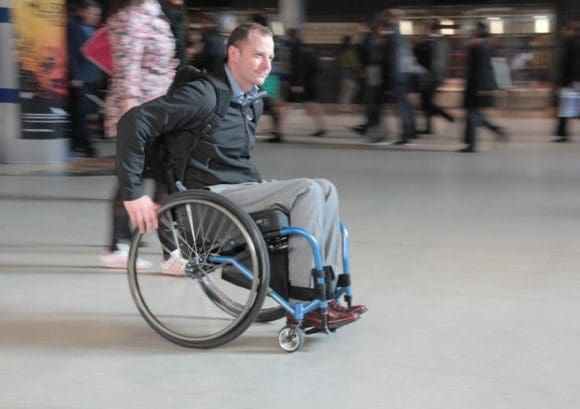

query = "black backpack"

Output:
[[148, 66, 266, 190]]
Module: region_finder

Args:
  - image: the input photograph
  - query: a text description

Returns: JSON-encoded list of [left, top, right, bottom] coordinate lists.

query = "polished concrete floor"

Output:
[[1, 119, 580, 408]]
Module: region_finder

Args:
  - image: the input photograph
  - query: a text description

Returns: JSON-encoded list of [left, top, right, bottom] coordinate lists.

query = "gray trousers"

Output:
[[209, 178, 341, 289]]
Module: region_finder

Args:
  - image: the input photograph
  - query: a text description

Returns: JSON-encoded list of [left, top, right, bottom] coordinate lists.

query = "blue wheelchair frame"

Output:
[[209, 223, 352, 327]]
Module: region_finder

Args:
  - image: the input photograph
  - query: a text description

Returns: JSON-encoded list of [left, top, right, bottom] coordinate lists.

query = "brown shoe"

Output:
[[329, 300, 368, 315], [287, 306, 359, 329]]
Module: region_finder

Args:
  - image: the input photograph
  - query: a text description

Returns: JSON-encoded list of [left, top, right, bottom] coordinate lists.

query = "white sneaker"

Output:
[[160, 249, 187, 276], [98, 244, 152, 270]]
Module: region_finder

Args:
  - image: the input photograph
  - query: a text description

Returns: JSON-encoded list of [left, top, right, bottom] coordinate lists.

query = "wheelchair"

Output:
[[127, 183, 356, 353]]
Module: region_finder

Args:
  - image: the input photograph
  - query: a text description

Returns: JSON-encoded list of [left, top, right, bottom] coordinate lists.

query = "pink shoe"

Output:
[[160, 249, 187, 276], [98, 244, 151, 269]]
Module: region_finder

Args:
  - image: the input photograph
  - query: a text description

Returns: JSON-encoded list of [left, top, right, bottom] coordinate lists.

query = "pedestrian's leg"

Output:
[[395, 88, 416, 141], [69, 85, 94, 156], [419, 86, 432, 134], [151, 180, 175, 259], [305, 102, 327, 136], [461, 109, 477, 151], [430, 85, 454, 124], [262, 96, 283, 142], [338, 77, 349, 109], [363, 86, 379, 129], [263, 97, 281, 131], [110, 185, 132, 252], [480, 111, 506, 140], [344, 78, 358, 107], [554, 117, 569, 142]]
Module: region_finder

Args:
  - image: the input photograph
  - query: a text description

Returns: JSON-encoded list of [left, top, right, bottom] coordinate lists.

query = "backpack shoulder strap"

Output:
[[199, 86, 230, 136], [161, 67, 233, 187], [168, 66, 231, 134]]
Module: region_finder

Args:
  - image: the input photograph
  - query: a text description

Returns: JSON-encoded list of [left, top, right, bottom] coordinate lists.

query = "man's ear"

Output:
[[228, 45, 240, 63]]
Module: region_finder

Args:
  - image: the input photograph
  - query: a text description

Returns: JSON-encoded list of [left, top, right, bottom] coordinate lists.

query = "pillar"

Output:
[[0, 0, 67, 165]]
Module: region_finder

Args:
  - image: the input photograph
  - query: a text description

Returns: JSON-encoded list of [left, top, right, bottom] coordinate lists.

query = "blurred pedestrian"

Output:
[[186, 28, 204, 65], [414, 21, 454, 135], [161, 0, 188, 69], [103, 0, 177, 139], [335, 35, 360, 113], [286, 28, 327, 137], [351, 18, 386, 141], [382, 9, 421, 145], [195, 14, 226, 75], [67, 0, 103, 157], [459, 21, 506, 153], [553, 22, 580, 143], [99, 0, 177, 268]]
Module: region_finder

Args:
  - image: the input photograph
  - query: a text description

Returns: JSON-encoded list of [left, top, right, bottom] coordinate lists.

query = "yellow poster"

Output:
[[13, 0, 68, 139]]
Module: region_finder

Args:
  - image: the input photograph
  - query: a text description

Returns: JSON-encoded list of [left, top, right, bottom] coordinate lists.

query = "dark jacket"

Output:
[[196, 28, 226, 75], [558, 34, 580, 87], [415, 35, 448, 85], [116, 66, 263, 200], [67, 17, 102, 83], [358, 31, 383, 68], [161, 3, 188, 69], [463, 39, 497, 109], [382, 28, 417, 91], [289, 41, 320, 101]]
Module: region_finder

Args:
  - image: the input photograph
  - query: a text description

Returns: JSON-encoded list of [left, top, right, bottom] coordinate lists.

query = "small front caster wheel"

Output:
[[278, 325, 305, 353]]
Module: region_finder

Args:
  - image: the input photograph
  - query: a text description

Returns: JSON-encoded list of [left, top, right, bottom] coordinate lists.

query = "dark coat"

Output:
[[382, 31, 403, 91], [196, 28, 226, 75], [67, 17, 102, 83], [358, 31, 383, 68], [382, 28, 420, 92], [415, 35, 449, 85], [558, 34, 580, 87], [463, 39, 497, 109], [161, 3, 188, 69], [289, 41, 320, 102], [116, 66, 263, 200]]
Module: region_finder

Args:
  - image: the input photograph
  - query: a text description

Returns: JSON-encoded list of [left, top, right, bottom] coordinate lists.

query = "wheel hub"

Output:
[[184, 259, 205, 279]]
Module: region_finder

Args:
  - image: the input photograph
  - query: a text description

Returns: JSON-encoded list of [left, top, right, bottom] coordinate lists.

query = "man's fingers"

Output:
[[127, 206, 146, 234], [123, 196, 159, 234], [144, 207, 158, 233], [126, 209, 140, 233], [134, 210, 146, 234], [138, 212, 148, 234]]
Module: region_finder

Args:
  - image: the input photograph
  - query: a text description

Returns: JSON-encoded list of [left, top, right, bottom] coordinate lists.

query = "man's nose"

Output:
[[262, 58, 272, 71]]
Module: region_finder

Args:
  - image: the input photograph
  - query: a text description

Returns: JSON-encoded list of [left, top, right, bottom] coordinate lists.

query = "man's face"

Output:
[[228, 30, 274, 92]]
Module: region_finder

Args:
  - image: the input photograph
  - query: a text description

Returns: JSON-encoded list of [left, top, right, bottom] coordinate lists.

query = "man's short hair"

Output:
[[226, 23, 273, 49]]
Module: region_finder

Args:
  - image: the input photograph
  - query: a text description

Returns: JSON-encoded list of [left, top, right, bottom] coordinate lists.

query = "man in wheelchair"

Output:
[[115, 23, 366, 329]]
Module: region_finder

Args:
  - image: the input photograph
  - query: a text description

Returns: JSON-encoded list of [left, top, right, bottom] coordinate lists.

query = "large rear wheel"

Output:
[[127, 190, 270, 348]]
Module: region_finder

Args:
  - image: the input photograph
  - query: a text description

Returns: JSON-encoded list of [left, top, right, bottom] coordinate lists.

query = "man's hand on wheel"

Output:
[[123, 195, 160, 234]]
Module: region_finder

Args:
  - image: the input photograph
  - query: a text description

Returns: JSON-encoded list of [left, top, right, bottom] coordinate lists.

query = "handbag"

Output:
[[558, 87, 580, 118], [82, 26, 113, 75], [491, 57, 512, 90]]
